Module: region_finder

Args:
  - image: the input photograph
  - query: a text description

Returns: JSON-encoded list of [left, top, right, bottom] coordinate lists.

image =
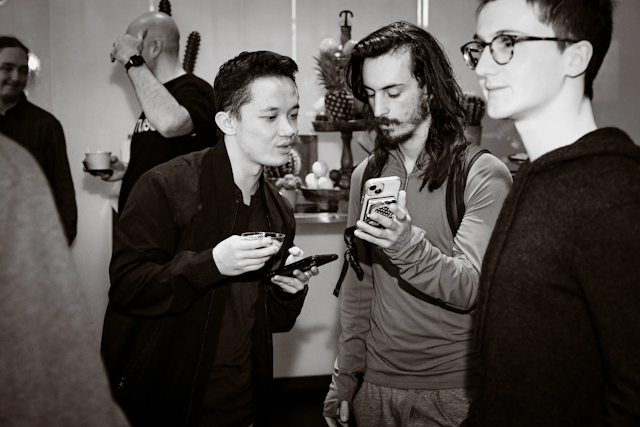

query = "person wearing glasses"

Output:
[[323, 22, 512, 427], [461, 0, 640, 425]]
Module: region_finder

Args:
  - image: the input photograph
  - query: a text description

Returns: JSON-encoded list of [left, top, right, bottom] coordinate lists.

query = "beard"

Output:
[[374, 96, 431, 150], [0, 84, 23, 106]]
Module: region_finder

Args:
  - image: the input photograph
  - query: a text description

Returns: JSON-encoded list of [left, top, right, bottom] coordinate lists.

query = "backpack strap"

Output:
[[404, 145, 489, 314], [446, 145, 490, 238]]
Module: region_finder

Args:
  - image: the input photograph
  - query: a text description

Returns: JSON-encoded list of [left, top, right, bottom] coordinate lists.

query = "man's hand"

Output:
[[102, 155, 127, 182], [271, 246, 319, 294], [213, 235, 280, 277], [110, 30, 146, 64], [324, 400, 350, 426], [354, 190, 412, 252], [83, 155, 127, 182]]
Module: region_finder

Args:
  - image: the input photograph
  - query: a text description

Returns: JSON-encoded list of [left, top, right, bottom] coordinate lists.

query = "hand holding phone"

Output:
[[359, 176, 402, 229], [264, 254, 338, 279]]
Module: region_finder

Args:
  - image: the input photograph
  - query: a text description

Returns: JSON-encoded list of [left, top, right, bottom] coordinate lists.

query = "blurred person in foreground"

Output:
[[101, 50, 317, 427], [323, 21, 512, 427], [460, 0, 640, 425], [0, 133, 128, 426]]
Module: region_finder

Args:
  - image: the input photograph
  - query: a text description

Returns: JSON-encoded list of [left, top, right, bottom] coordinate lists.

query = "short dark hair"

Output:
[[477, 0, 615, 100], [0, 36, 29, 54], [213, 51, 298, 124], [346, 21, 467, 192]]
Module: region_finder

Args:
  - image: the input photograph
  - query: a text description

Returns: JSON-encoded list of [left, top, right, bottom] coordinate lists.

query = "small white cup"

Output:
[[84, 151, 112, 171]]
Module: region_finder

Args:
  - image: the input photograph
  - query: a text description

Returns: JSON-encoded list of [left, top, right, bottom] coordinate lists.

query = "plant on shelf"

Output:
[[274, 174, 302, 191], [313, 10, 366, 122], [264, 148, 302, 180], [315, 49, 354, 122]]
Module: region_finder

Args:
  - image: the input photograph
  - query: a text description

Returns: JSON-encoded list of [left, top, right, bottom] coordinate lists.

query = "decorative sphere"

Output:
[[342, 39, 358, 56], [305, 172, 318, 189], [318, 176, 334, 189], [319, 38, 339, 53], [312, 161, 328, 178]]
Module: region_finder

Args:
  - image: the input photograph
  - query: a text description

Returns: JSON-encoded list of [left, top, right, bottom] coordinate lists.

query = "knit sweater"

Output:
[[468, 128, 640, 426]]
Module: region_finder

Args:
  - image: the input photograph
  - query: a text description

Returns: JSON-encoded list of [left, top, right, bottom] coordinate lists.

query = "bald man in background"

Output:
[[104, 12, 216, 213]]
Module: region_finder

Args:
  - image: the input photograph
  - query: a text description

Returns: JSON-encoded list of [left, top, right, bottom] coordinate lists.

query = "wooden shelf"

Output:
[[312, 119, 367, 133], [294, 212, 348, 224]]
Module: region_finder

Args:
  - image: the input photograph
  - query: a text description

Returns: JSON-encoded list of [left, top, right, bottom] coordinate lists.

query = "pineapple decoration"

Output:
[[314, 11, 359, 122]]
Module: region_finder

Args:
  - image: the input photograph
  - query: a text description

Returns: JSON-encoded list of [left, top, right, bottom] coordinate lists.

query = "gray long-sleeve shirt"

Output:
[[325, 147, 512, 415]]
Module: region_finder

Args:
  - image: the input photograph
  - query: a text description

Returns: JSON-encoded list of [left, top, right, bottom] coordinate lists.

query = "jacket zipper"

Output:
[[118, 327, 159, 390], [183, 197, 241, 425]]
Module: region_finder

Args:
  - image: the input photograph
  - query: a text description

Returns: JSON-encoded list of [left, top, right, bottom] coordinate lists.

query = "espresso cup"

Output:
[[263, 232, 285, 248], [241, 231, 265, 240], [84, 151, 112, 171]]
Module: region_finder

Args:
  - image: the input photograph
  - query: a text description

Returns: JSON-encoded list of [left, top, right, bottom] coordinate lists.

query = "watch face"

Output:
[[126, 55, 145, 70], [130, 55, 144, 66]]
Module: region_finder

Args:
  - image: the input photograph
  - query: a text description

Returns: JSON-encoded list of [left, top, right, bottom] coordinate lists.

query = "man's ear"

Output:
[[148, 39, 163, 59], [565, 40, 593, 78], [215, 111, 236, 135]]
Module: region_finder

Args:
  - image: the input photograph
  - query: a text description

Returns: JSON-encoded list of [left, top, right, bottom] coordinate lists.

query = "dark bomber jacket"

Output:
[[101, 142, 307, 426]]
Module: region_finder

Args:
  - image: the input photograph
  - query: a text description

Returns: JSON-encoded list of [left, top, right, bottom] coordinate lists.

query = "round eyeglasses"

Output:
[[460, 34, 579, 70]]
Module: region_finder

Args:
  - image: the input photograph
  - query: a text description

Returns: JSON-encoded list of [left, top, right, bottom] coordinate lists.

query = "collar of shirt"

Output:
[[1, 92, 28, 119]]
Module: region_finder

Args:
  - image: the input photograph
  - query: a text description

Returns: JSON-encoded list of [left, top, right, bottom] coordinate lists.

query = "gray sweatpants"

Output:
[[352, 381, 474, 427]]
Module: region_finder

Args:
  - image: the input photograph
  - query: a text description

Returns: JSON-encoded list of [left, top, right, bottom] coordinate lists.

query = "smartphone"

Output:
[[264, 254, 339, 279], [359, 176, 402, 229]]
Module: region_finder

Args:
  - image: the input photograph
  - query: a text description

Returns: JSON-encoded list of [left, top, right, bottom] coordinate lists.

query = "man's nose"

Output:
[[278, 116, 297, 137], [8, 68, 20, 82], [372, 96, 388, 117], [474, 48, 497, 76]]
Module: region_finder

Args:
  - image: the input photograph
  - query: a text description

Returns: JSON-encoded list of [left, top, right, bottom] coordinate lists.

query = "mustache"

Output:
[[373, 117, 401, 127]]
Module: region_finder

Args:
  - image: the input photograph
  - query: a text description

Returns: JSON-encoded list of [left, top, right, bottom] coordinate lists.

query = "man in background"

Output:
[[100, 11, 215, 213], [101, 50, 316, 427], [0, 36, 77, 245], [323, 22, 512, 427], [0, 133, 128, 426], [461, 0, 640, 424]]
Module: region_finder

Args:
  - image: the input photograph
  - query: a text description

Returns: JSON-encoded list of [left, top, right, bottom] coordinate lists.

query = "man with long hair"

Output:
[[323, 21, 512, 426], [461, 0, 640, 424]]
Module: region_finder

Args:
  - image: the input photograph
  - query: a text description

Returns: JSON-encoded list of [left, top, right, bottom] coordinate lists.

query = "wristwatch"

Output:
[[125, 54, 145, 72]]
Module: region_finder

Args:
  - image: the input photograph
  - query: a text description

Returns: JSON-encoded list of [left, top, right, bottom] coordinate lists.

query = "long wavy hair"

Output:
[[345, 21, 468, 191]]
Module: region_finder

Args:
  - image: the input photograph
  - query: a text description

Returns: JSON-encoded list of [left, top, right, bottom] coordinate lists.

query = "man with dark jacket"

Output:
[[0, 36, 77, 245], [461, 0, 640, 425], [101, 50, 315, 427]]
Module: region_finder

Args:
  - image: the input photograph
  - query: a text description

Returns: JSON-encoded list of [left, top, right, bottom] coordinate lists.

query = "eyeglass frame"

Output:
[[460, 34, 580, 70]]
